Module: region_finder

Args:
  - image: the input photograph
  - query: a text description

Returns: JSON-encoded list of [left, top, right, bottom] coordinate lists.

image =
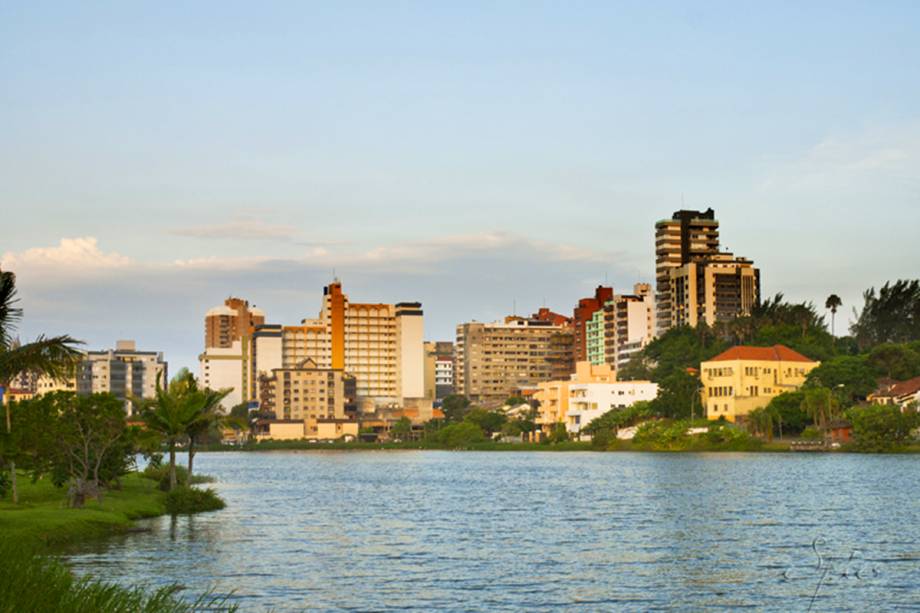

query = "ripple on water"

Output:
[[64, 451, 920, 612]]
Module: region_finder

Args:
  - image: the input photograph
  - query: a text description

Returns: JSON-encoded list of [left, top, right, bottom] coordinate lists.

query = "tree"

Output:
[[436, 422, 485, 448], [441, 394, 471, 423], [866, 343, 920, 381], [0, 270, 83, 503], [825, 294, 842, 337], [764, 391, 809, 436], [805, 356, 878, 404], [851, 280, 920, 349], [746, 406, 777, 441], [801, 386, 839, 429], [186, 387, 231, 480], [136, 375, 203, 491], [464, 408, 507, 436], [650, 370, 701, 419], [391, 416, 412, 440], [11, 393, 131, 507], [846, 404, 920, 452]]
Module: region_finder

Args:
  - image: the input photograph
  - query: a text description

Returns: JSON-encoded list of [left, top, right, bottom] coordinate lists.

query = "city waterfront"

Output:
[[65, 451, 920, 611]]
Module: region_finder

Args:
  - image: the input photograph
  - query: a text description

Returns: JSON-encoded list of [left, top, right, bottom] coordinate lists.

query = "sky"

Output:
[[2, 1, 919, 373]]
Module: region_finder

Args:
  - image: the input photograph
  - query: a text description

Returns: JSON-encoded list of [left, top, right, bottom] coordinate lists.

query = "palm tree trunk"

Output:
[[187, 437, 195, 482], [168, 441, 177, 491], [5, 402, 16, 504]]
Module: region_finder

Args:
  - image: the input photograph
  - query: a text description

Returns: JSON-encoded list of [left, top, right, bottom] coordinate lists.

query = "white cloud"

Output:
[[0, 237, 133, 272], [759, 122, 920, 192]]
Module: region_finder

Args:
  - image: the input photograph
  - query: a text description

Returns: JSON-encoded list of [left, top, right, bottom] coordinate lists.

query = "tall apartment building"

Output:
[[199, 297, 266, 411], [584, 284, 655, 370], [77, 340, 167, 415], [202, 282, 425, 413], [668, 254, 760, 328], [572, 286, 613, 363], [655, 209, 720, 335], [605, 284, 656, 369], [655, 208, 759, 333], [455, 316, 575, 407]]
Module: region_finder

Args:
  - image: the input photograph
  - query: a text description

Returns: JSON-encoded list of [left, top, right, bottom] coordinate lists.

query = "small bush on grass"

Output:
[[143, 465, 216, 491], [165, 486, 226, 515]]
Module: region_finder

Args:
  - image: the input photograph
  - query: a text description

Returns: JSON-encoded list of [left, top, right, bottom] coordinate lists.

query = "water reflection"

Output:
[[64, 451, 920, 611]]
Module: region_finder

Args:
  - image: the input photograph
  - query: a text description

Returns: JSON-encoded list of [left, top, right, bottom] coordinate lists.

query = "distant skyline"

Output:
[[3, 2, 919, 372]]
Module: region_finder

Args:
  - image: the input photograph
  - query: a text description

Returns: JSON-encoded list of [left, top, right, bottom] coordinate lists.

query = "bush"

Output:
[[435, 422, 486, 448], [165, 486, 226, 515], [846, 404, 920, 452], [143, 464, 215, 491], [801, 426, 822, 441]]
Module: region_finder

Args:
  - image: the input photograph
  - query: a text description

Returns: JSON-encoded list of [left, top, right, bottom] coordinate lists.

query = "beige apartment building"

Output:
[[259, 358, 357, 436], [199, 297, 266, 411], [655, 208, 760, 333], [456, 316, 575, 407], [700, 345, 819, 423], [667, 254, 760, 328]]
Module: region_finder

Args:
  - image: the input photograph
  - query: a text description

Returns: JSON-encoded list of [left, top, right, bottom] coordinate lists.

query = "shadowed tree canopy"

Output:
[[851, 280, 920, 350]]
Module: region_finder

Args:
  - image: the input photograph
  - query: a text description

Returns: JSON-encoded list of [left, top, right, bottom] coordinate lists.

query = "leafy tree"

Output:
[[0, 270, 83, 503], [649, 370, 701, 419], [851, 280, 920, 349], [825, 294, 843, 337], [441, 394, 471, 423], [846, 404, 920, 452], [805, 355, 878, 403], [631, 325, 727, 382], [866, 343, 920, 381], [464, 408, 506, 435], [136, 376, 202, 492], [582, 401, 652, 438], [763, 391, 809, 436], [746, 406, 778, 441], [801, 386, 840, 429], [546, 422, 569, 444], [436, 422, 485, 447], [228, 402, 250, 421], [504, 395, 527, 407], [391, 416, 412, 440], [12, 393, 131, 507]]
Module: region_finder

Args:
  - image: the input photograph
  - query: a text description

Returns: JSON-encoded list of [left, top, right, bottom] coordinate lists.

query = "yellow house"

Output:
[[701, 344, 819, 423], [535, 361, 615, 436]]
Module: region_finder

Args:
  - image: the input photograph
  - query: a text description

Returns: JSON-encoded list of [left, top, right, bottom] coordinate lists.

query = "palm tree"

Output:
[[0, 270, 83, 503], [825, 294, 842, 337], [186, 387, 231, 480], [137, 376, 202, 491]]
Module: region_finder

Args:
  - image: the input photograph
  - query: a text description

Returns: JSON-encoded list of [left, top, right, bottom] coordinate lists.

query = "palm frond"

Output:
[[0, 271, 24, 347], [0, 335, 85, 385]]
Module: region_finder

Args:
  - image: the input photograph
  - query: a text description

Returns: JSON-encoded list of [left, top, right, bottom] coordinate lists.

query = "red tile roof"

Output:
[[887, 376, 920, 398], [707, 344, 816, 363]]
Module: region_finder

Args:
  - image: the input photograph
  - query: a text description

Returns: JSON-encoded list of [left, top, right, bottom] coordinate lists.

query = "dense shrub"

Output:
[[846, 404, 920, 452], [632, 419, 762, 451], [165, 486, 226, 515], [435, 422, 486, 448]]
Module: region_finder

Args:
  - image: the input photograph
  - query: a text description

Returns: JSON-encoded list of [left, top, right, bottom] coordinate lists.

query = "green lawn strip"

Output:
[[0, 473, 167, 549]]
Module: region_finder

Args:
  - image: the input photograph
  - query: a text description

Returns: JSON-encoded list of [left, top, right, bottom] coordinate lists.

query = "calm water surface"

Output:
[[64, 451, 920, 611]]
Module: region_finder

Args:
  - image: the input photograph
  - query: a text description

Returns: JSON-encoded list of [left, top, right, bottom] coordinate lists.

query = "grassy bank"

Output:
[[0, 472, 167, 549]]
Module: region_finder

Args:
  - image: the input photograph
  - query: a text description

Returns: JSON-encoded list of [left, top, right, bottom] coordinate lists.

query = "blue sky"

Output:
[[2, 1, 919, 372]]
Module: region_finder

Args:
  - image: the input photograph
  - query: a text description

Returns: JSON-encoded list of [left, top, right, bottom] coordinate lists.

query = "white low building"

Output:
[[566, 381, 658, 436]]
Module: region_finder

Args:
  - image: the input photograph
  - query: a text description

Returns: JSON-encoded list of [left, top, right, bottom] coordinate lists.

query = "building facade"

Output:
[[598, 283, 656, 370], [566, 380, 659, 437], [424, 341, 455, 403], [456, 316, 575, 407], [77, 340, 167, 415], [667, 254, 760, 329], [655, 209, 721, 335], [199, 297, 266, 411], [258, 358, 358, 437], [700, 344, 819, 423], [572, 286, 614, 364], [534, 361, 616, 435]]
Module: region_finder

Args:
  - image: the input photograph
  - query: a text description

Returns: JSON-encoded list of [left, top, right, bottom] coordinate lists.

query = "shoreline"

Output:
[[204, 440, 920, 454]]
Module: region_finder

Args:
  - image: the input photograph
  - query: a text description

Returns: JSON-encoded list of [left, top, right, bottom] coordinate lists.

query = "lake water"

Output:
[[64, 451, 920, 611]]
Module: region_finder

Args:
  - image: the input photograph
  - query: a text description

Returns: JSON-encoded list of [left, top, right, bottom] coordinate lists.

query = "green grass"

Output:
[[0, 541, 236, 613], [0, 473, 167, 549]]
